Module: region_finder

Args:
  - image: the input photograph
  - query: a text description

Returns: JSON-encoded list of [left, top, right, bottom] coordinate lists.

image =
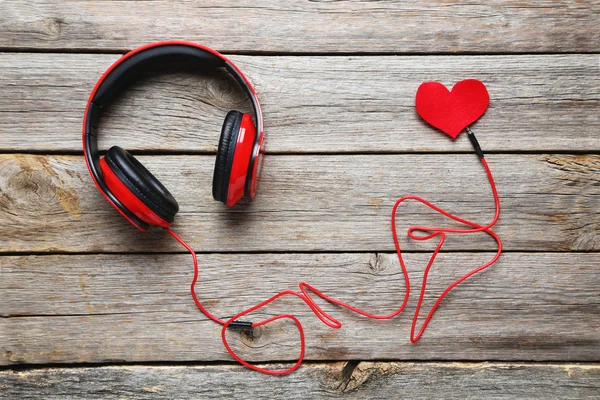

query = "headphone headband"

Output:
[[82, 41, 264, 229]]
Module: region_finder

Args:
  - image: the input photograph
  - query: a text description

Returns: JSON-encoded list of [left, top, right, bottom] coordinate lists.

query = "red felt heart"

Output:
[[415, 79, 489, 139]]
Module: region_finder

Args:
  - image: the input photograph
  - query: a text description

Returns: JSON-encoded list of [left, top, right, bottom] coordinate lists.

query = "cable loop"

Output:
[[167, 155, 501, 374]]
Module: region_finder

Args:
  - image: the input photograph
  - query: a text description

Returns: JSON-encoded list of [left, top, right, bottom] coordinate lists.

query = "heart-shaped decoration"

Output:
[[416, 79, 489, 139]]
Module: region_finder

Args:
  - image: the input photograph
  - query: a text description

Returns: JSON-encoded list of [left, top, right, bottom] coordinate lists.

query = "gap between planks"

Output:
[[2, 48, 600, 56]]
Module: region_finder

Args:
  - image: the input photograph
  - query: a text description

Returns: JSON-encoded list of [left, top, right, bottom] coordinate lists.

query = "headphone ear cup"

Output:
[[102, 146, 179, 225], [213, 110, 243, 203]]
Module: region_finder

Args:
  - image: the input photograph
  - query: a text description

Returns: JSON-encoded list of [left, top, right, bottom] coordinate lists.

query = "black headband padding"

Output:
[[93, 45, 225, 107], [105, 146, 179, 222], [213, 110, 242, 203]]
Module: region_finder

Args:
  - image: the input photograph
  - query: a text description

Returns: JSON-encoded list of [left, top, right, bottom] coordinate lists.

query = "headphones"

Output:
[[82, 41, 265, 231], [82, 45, 501, 375]]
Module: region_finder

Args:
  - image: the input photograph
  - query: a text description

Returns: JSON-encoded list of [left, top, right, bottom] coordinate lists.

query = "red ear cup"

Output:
[[101, 146, 179, 227], [227, 112, 257, 206], [213, 111, 256, 206]]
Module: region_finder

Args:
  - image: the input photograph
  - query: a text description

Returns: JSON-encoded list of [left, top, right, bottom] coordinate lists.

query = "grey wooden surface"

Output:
[[1, 363, 599, 399], [2, 253, 598, 364], [1, 0, 599, 398], [1, 1, 599, 53], [1, 154, 598, 252], [1, 54, 599, 153]]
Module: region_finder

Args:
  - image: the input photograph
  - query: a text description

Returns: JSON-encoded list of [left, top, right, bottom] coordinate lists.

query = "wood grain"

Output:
[[2, 252, 598, 365], [0, 53, 598, 153], [1, 1, 599, 53], [1, 363, 599, 399], [1, 0, 598, 395], [1, 153, 598, 253]]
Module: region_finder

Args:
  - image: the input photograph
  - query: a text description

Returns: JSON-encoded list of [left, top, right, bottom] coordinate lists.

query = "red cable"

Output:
[[391, 157, 502, 342], [166, 154, 502, 375], [167, 228, 409, 375]]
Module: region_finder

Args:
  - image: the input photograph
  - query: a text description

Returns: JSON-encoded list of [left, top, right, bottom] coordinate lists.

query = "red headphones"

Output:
[[82, 41, 265, 231]]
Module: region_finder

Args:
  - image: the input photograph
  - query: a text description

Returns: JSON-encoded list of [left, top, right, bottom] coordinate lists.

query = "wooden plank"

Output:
[[1, 1, 600, 53], [0, 53, 599, 153], [1, 153, 598, 252], [2, 252, 598, 364], [1, 363, 599, 399]]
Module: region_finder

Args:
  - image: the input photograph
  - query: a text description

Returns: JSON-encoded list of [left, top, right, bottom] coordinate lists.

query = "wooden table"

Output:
[[1, 1, 599, 398]]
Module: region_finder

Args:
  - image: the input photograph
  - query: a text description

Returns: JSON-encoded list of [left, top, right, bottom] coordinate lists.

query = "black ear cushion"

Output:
[[213, 110, 243, 202], [104, 146, 179, 222]]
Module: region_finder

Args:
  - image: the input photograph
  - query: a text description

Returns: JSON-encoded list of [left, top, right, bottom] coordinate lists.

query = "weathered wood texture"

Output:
[[1, 153, 598, 253], [1, 1, 598, 397], [1, 363, 599, 399], [2, 252, 598, 365], [1, 1, 599, 53], [0, 54, 599, 153]]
